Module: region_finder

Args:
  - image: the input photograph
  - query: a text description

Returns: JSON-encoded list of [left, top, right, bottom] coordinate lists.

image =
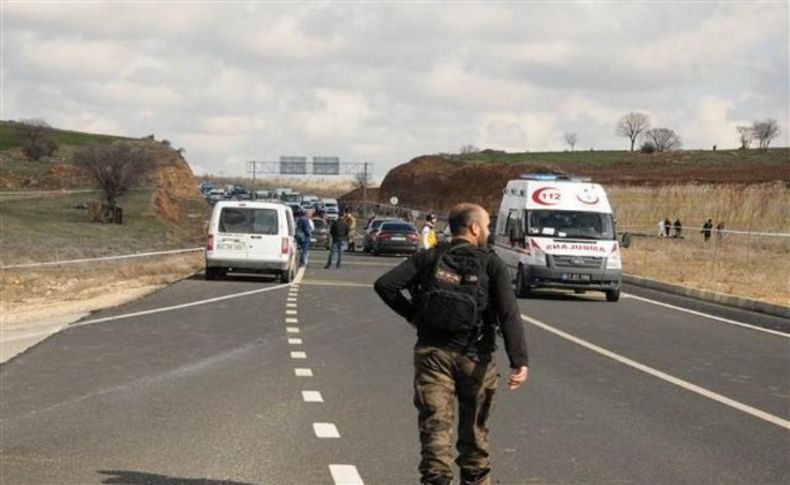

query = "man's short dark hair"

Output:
[[448, 203, 484, 235]]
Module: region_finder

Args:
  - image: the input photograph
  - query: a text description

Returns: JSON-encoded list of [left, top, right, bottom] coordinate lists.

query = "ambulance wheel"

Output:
[[515, 266, 531, 298], [605, 288, 620, 302]]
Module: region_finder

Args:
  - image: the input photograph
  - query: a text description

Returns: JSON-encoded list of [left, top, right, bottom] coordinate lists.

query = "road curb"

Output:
[[622, 274, 790, 319]]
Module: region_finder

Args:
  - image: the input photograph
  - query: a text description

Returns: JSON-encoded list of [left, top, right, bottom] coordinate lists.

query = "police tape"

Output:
[[620, 224, 790, 238], [0, 248, 204, 270]]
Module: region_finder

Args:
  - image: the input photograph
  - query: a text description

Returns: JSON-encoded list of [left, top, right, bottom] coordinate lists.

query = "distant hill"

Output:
[[0, 120, 130, 151]]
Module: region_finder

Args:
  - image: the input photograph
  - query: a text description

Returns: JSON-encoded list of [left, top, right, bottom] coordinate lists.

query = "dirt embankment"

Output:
[[377, 151, 790, 214]]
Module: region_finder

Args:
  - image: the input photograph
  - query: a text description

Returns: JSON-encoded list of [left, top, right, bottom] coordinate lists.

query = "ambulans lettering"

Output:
[[544, 242, 607, 253]]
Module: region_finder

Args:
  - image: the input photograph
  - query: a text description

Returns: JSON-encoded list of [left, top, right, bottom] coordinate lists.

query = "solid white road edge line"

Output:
[[69, 283, 290, 329], [521, 313, 790, 430], [313, 423, 340, 438], [301, 280, 374, 288], [623, 293, 789, 338], [329, 464, 364, 485]]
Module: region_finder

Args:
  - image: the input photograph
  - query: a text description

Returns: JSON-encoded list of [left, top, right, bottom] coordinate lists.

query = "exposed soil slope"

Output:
[[378, 149, 790, 213]]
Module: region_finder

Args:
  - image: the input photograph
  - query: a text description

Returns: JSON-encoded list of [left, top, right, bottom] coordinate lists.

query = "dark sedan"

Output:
[[371, 221, 420, 255], [310, 218, 330, 249]]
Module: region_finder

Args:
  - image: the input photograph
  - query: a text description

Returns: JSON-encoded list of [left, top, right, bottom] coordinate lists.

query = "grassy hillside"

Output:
[[0, 120, 129, 151], [457, 147, 790, 167]]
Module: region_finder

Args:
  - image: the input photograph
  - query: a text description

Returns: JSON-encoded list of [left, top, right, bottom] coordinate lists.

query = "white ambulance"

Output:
[[493, 174, 625, 301]]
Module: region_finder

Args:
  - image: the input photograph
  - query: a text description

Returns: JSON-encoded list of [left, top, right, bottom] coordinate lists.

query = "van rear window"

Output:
[[219, 208, 279, 235]]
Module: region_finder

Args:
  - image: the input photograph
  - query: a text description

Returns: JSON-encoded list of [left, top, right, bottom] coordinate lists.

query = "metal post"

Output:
[[251, 161, 257, 199], [363, 162, 369, 203]]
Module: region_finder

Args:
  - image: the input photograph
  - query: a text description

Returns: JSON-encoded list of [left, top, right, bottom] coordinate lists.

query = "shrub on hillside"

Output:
[[640, 142, 657, 154]]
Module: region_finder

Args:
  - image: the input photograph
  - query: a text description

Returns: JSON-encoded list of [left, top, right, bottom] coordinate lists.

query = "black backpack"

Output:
[[416, 243, 490, 335]]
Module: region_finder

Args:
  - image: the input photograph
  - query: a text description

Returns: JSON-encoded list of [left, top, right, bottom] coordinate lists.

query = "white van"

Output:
[[493, 174, 623, 301], [205, 201, 297, 282]]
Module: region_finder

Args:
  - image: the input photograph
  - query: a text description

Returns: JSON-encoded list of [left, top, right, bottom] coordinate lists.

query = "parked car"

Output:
[[371, 221, 420, 255], [310, 218, 330, 249], [363, 217, 400, 252], [205, 201, 297, 282]]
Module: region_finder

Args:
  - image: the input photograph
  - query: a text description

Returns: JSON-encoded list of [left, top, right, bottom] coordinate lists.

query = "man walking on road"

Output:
[[374, 203, 529, 485], [325, 210, 350, 269], [295, 209, 314, 267]]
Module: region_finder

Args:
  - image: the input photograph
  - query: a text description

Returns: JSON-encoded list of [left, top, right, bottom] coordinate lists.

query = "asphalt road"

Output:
[[1, 251, 788, 485]]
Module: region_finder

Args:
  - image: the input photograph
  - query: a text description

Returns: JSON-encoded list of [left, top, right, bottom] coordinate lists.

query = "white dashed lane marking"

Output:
[[286, 327, 300, 333], [295, 368, 313, 377], [287, 298, 298, 302], [287, 303, 298, 308], [313, 423, 340, 438], [286, 310, 298, 315], [288, 338, 303, 345], [302, 391, 324, 403], [286, 318, 299, 323], [290, 351, 307, 359], [329, 465, 364, 485]]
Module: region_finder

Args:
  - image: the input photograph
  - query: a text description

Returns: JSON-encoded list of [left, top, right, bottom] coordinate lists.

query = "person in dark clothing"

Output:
[[673, 219, 682, 238], [701, 218, 713, 242], [374, 203, 529, 485], [295, 210, 313, 267], [663, 217, 672, 237], [325, 211, 350, 268]]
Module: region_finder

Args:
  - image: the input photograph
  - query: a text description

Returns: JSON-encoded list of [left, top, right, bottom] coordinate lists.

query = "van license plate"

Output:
[[563, 273, 590, 281], [391, 236, 406, 241]]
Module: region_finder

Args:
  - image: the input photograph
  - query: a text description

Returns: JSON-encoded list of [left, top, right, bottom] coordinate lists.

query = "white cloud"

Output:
[[3, 2, 787, 176]]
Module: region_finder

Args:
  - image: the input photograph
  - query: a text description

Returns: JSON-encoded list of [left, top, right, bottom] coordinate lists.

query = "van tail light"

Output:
[[378, 232, 392, 240], [281, 237, 289, 255], [206, 234, 214, 251]]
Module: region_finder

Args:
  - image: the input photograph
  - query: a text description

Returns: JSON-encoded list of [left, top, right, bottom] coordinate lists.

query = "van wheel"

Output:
[[280, 267, 294, 283], [205, 267, 225, 280], [515, 266, 531, 298], [605, 288, 620, 302]]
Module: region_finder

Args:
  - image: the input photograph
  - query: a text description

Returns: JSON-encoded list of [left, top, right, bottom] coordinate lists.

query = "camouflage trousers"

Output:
[[413, 346, 497, 484]]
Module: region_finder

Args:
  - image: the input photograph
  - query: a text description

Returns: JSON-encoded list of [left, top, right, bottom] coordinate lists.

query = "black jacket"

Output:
[[374, 239, 529, 368], [330, 219, 349, 240]]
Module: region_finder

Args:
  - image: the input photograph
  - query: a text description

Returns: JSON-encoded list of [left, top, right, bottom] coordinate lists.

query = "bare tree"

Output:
[[644, 128, 682, 152], [616, 112, 651, 151], [736, 126, 754, 149], [19, 118, 58, 160], [74, 142, 155, 219], [752, 119, 780, 150], [563, 132, 578, 151], [459, 144, 480, 155]]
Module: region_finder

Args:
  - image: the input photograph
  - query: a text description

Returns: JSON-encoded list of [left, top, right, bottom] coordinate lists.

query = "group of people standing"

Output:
[[295, 207, 357, 269], [657, 218, 683, 238]]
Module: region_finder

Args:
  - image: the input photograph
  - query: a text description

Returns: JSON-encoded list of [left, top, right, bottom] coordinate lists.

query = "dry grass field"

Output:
[[1, 253, 203, 318], [609, 183, 789, 305]]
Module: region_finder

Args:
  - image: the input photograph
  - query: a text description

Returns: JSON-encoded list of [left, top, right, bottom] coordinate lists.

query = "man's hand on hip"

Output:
[[508, 366, 528, 390]]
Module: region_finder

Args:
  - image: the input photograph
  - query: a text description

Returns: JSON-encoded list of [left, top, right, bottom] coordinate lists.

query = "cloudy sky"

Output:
[[3, 1, 788, 177]]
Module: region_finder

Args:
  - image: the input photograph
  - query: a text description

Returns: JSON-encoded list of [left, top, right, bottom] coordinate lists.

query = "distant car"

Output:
[[207, 189, 225, 204], [371, 221, 420, 255], [205, 201, 297, 282], [310, 218, 330, 249], [363, 217, 400, 252]]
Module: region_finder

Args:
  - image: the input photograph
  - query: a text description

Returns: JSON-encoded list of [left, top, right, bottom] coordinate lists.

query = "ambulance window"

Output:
[[506, 209, 524, 245]]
